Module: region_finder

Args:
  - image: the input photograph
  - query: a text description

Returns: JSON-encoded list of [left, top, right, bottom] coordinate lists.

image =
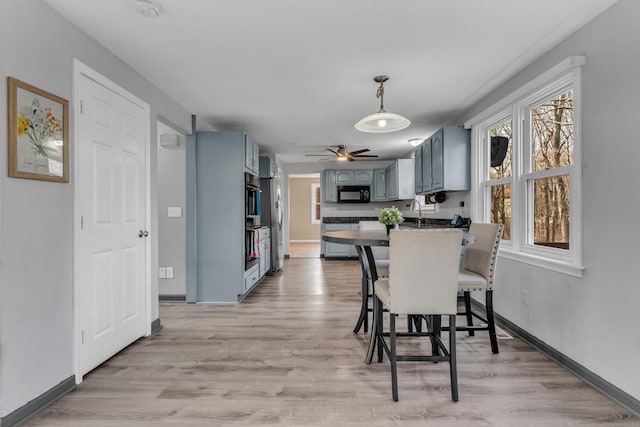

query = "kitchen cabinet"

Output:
[[322, 223, 358, 258], [323, 169, 337, 202], [244, 134, 260, 176], [385, 159, 415, 201], [372, 168, 387, 201], [418, 126, 470, 194], [414, 144, 423, 194], [335, 170, 354, 184], [188, 131, 264, 303], [354, 169, 373, 184], [259, 227, 271, 278], [323, 169, 373, 203], [335, 169, 373, 185]]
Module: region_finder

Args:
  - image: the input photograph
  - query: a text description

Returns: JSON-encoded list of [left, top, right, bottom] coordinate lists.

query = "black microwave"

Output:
[[337, 185, 371, 203]]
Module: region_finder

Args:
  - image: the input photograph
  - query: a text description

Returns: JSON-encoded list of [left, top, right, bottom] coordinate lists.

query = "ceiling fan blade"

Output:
[[347, 157, 355, 161], [305, 154, 331, 156], [352, 154, 379, 158], [326, 148, 338, 155], [348, 148, 370, 156]]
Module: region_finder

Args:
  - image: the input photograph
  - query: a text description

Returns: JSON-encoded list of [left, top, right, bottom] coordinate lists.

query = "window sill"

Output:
[[498, 248, 584, 278]]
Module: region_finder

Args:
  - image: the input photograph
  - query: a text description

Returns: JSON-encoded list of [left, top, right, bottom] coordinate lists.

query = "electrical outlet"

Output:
[[459, 201, 464, 207], [159, 268, 166, 279], [521, 289, 529, 304], [166, 267, 174, 279]]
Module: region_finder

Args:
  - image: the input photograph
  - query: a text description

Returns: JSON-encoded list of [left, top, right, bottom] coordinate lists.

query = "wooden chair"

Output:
[[445, 223, 503, 354], [373, 229, 462, 402]]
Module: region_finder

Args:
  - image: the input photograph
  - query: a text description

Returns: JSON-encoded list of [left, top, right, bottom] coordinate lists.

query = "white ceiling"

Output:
[[44, 0, 617, 163]]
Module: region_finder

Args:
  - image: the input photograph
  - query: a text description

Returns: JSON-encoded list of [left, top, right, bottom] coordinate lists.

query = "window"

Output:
[[311, 182, 321, 224], [467, 57, 584, 276]]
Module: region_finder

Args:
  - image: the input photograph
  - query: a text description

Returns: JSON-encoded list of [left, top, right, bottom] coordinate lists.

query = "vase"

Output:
[[386, 224, 399, 236]]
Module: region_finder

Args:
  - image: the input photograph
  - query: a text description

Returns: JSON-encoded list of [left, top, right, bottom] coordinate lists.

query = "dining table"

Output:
[[321, 227, 475, 364]]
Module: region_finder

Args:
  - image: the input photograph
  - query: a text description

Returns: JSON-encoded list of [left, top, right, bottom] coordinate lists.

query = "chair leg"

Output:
[[449, 315, 458, 402], [486, 290, 499, 354], [389, 312, 398, 402], [377, 297, 384, 363], [463, 291, 475, 336], [430, 315, 441, 357]]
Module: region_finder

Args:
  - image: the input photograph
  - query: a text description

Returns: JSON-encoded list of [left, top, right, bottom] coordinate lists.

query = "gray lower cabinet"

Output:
[[322, 223, 358, 258]]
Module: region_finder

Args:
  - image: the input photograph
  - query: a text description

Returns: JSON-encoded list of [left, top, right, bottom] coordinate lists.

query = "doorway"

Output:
[[73, 60, 151, 380], [288, 174, 321, 258]]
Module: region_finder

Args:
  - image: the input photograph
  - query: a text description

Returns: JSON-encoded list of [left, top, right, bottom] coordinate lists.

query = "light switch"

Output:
[[168, 207, 182, 218], [166, 267, 174, 279], [159, 268, 166, 279]]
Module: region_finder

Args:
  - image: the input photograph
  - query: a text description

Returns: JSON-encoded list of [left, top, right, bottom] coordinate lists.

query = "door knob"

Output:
[[138, 230, 149, 238]]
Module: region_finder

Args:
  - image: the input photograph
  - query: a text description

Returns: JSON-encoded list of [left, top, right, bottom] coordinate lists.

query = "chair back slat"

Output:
[[388, 229, 462, 315]]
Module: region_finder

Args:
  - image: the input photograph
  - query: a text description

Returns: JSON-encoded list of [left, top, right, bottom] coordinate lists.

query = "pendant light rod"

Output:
[[374, 75, 389, 113]]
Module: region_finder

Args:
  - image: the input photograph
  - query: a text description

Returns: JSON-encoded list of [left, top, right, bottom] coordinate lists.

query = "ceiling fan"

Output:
[[305, 145, 379, 161]]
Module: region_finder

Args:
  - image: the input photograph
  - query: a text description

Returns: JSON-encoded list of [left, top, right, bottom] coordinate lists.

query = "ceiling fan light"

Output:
[[355, 112, 410, 133], [337, 156, 348, 161]]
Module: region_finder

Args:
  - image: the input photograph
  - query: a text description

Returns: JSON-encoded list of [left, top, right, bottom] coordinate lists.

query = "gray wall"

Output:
[[456, 0, 640, 401], [0, 0, 191, 416], [157, 122, 187, 296]]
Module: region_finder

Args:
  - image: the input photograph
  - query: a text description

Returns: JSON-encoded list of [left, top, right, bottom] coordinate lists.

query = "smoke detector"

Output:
[[135, 0, 160, 18]]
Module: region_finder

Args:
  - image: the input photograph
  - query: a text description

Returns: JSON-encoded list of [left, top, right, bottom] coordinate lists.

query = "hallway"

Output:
[[26, 258, 637, 426]]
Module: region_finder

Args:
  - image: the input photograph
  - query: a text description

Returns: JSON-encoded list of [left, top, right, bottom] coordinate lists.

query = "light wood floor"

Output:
[[288, 242, 320, 258], [27, 258, 637, 426]]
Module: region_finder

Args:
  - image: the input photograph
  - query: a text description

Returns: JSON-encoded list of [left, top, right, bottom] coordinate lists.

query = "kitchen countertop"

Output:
[[322, 216, 471, 228]]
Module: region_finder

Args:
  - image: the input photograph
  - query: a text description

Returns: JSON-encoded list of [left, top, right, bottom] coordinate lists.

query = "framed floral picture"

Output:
[[7, 77, 69, 182]]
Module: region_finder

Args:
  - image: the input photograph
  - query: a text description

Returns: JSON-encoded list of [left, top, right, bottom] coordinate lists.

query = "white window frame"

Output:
[[311, 182, 321, 224], [465, 56, 585, 277]]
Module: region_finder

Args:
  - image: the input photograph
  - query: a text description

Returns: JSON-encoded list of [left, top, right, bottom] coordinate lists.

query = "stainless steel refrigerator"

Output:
[[260, 162, 284, 273]]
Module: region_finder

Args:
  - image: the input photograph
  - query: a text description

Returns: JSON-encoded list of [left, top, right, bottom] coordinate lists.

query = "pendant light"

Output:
[[355, 75, 410, 133]]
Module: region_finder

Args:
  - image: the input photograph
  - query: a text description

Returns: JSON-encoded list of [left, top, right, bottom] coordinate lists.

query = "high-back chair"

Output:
[[450, 222, 503, 354], [373, 229, 462, 402], [358, 221, 389, 278]]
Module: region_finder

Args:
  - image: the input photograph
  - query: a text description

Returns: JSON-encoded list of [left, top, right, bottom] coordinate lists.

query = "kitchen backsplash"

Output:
[[321, 191, 470, 219]]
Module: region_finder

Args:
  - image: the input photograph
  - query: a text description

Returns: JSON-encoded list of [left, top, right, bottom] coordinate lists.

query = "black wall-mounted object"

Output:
[[490, 136, 509, 167]]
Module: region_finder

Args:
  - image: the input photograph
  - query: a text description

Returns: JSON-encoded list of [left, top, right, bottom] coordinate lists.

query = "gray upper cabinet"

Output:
[[414, 144, 423, 194], [386, 159, 415, 200], [418, 126, 470, 194], [323, 169, 337, 202], [373, 168, 387, 201], [244, 134, 259, 176], [353, 169, 373, 184], [335, 170, 355, 184]]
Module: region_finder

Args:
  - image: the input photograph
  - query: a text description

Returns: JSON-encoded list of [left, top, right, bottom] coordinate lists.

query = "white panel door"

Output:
[[77, 74, 148, 376]]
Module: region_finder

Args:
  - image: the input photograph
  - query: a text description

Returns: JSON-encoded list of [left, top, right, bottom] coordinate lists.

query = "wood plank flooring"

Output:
[[288, 242, 321, 258], [26, 258, 637, 426]]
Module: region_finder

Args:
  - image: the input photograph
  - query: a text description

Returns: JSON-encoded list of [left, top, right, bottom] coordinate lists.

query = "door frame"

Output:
[[72, 59, 152, 383]]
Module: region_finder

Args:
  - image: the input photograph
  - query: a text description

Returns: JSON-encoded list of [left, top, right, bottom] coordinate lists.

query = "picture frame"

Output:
[[7, 77, 69, 182]]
